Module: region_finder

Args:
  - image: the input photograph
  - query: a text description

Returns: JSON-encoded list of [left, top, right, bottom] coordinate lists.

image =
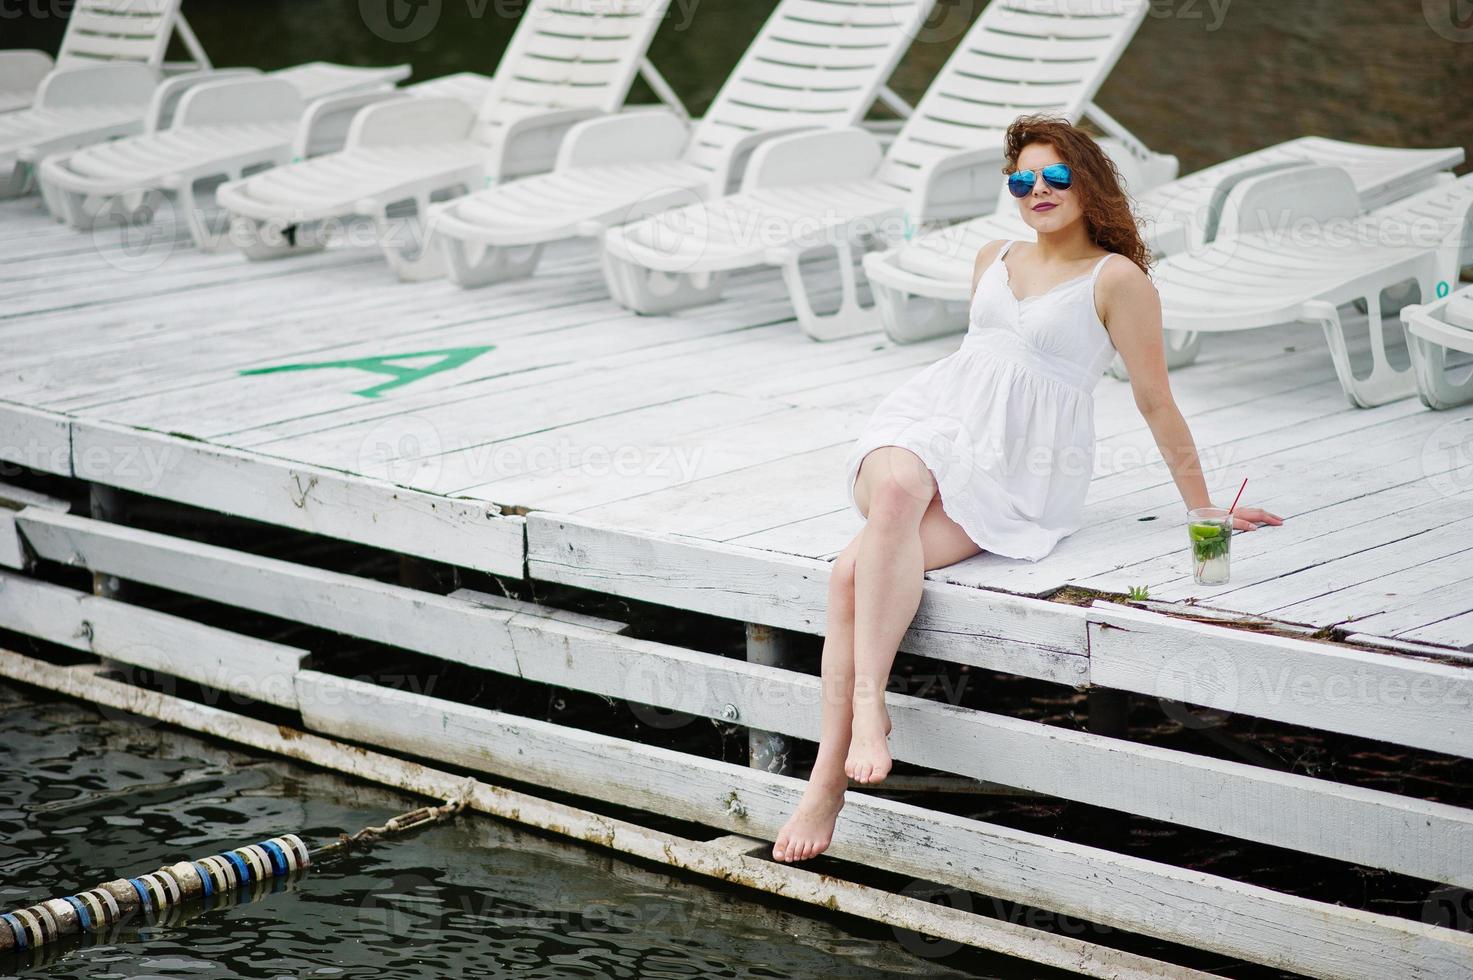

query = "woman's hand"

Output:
[[1227, 505, 1283, 532]]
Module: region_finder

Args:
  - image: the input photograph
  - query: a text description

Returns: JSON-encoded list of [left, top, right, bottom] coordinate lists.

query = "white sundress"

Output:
[[843, 240, 1122, 562]]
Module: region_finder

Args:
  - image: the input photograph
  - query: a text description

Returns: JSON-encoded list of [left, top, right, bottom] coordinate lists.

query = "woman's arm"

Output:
[[1098, 260, 1283, 532]]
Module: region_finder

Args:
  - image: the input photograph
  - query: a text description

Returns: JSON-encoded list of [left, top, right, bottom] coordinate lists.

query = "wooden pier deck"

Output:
[[3, 188, 1473, 978], [2, 194, 1470, 656]]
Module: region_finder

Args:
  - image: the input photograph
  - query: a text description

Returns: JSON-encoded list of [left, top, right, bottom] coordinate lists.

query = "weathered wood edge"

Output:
[[1089, 601, 1473, 758], [0, 402, 72, 477], [0, 571, 307, 708], [526, 511, 1091, 685], [69, 420, 526, 577]]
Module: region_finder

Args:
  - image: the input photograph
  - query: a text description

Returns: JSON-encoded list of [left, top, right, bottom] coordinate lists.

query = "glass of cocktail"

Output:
[[1186, 506, 1233, 585]]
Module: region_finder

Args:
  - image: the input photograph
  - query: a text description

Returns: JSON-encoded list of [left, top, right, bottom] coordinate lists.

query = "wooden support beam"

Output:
[[746, 622, 795, 775], [88, 485, 130, 636]]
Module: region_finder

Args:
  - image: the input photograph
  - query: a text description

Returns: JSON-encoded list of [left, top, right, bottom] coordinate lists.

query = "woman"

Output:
[[771, 114, 1283, 863]]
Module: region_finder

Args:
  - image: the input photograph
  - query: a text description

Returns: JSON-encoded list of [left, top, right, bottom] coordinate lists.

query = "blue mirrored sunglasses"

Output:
[[1007, 163, 1073, 198]]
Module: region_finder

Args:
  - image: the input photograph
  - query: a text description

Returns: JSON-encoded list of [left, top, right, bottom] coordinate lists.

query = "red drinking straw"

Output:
[[1227, 477, 1248, 515]]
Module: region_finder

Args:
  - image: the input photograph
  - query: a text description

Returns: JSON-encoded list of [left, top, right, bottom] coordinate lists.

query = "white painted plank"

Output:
[[1081, 479, 1473, 607], [527, 511, 1090, 685], [1343, 631, 1473, 663], [449, 587, 626, 634], [0, 509, 28, 572], [295, 671, 1473, 980], [267, 391, 797, 499], [0, 402, 71, 476], [727, 504, 859, 559], [0, 570, 306, 707], [3, 236, 381, 323], [67, 422, 525, 576], [0, 485, 68, 569], [583, 443, 860, 543], [1402, 610, 1473, 651], [1088, 602, 1473, 758], [1274, 549, 1473, 631], [456, 402, 858, 510], [16, 509, 525, 675], [1342, 572, 1473, 640], [742, 341, 948, 406], [1200, 515, 1473, 624], [1080, 399, 1438, 520], [795, 356, 956, 413]]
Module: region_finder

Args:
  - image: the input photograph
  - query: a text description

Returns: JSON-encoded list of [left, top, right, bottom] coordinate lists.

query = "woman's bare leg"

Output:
[[772, 447, 982, 862], [848, 447, 983, 785], [771, 528, 864, 863]]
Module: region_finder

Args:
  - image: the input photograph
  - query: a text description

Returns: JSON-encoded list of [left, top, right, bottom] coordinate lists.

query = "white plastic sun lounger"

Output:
[[428, 0, 938, 290], [1, 61, 221, 198], [215, 0, 678, 280], [599, 0, 1155, 342], [861, 137, 1466, 352], [0, 0, 209, 114], [0, 59, 411, 200], [33, 73, 491, 237], [0, 0, 418, 197], [1154, 167, 1473, 409], [33, 63, 432, 249], [1402, 283, 1473, 409]]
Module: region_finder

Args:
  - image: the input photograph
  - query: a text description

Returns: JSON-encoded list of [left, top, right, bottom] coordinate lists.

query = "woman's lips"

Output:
[[1032, 202, 1057, 212]]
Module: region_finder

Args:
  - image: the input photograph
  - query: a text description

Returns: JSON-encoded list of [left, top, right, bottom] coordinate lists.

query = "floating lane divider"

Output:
[[0, 790, 469, 956], [0, 835, 310, 955]]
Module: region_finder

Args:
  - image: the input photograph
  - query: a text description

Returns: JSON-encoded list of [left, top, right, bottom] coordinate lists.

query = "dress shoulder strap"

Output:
[[1090, 252, 1116, 280], [998, 240, 1016, 261]]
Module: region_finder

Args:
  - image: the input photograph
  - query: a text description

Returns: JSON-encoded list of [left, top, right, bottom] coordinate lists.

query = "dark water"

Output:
[[8, 0, 1472, 176], [0, 682, 1031, 980]]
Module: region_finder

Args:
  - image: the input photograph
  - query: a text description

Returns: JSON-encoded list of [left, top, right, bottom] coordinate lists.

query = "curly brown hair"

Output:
[[1002, 113, 1150, 274]]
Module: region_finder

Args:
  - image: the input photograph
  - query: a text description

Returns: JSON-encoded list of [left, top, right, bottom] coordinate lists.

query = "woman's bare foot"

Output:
[[844, 702, 893, 784], [771, 769, 849, 863]]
